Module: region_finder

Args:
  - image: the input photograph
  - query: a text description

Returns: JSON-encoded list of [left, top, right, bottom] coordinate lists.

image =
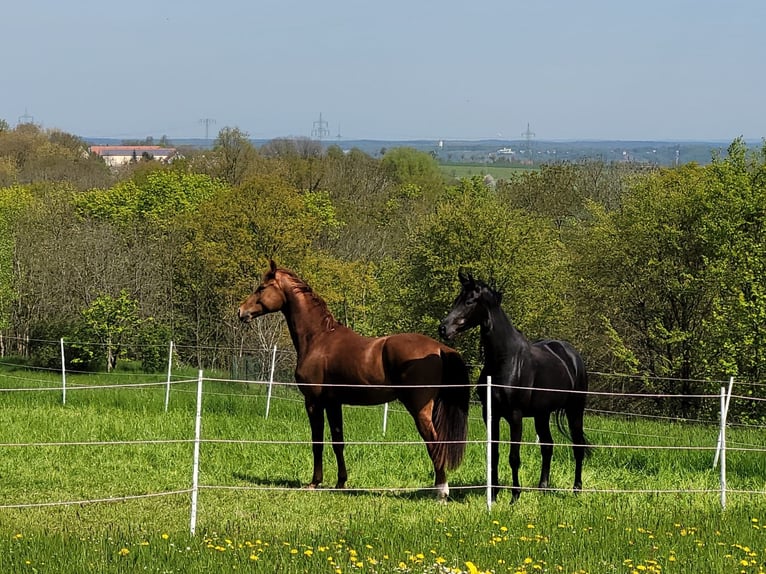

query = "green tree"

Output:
[[207, 127, 260, 186], [172, 174, 337, 366], [380, 176, 571, 366], [571, 138, 766, 418], [75, 290, 142, 371], [0, 186, 33, 354], [74, 168, 227, 230]]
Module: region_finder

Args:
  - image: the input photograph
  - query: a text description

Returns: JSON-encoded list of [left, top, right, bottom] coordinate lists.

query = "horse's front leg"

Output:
[[325, 402, 347, 489], [509, 410, 524, 502], [305, 398, 325, 488], [534, 413, 554, 493], [482, 398, 501, 502]]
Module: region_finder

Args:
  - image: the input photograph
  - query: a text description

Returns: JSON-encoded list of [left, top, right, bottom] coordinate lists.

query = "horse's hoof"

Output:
[[334, 483, 346, 490], [306, 483, 319, 490]]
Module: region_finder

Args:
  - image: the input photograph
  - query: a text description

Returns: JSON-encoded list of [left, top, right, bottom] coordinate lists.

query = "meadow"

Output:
[[0, 363, 765, 573], [440, 163, 533, 181]]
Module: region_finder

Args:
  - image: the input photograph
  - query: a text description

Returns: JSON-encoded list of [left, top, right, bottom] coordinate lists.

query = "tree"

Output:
[[570, 138, 766, 418], [75, 290, 142, 372], [380, 176, 571, 367], [0, 186, 33, 355], [73, 167, 227, 230], [207, 127, 260, 186], [172, 174, 338, 366]]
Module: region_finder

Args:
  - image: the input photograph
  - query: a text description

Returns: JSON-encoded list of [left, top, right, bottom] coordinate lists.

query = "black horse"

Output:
[[439, 272, 590, 502]]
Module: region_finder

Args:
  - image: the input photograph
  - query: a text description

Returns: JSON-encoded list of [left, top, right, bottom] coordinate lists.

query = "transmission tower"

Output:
[[312, 112, 330, 141], [18, 109, 34, 125], [521, 122, 535, 161], [199, 118, 217, 140]]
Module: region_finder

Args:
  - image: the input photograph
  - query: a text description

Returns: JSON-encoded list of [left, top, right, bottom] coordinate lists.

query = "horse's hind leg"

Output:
[[325, 402, 348, 489], [534, 413, 554, 493], [305, 399, 325, 489], [567, 407, 587, 492], [409, 402, 449, 500]]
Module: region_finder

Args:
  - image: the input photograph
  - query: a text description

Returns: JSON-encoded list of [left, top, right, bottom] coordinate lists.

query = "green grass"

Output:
[[1, 364, 765, 573], [440, 163, 534, 181]]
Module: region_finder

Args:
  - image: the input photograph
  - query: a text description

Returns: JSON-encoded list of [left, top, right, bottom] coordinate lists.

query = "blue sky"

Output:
[[3, 0, 764, 142]]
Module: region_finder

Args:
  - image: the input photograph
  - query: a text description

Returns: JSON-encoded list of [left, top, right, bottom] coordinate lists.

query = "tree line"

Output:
[[1, 121, 764, 421]]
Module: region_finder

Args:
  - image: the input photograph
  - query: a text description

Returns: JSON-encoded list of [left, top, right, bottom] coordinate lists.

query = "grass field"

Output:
[[0, 364, 765, 573], [440, 163, 534, 182]]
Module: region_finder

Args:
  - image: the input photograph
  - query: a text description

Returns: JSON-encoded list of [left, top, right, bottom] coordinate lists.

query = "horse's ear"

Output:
[[458, 270, 469, 286], [269, 259, 277, 273]]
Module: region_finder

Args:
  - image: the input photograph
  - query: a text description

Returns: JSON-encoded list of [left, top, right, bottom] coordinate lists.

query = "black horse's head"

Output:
[[439, 271, 501, 341]]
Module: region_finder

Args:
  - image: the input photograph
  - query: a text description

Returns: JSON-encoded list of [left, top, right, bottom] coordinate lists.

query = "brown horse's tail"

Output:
[[432, 349, 471, 470]]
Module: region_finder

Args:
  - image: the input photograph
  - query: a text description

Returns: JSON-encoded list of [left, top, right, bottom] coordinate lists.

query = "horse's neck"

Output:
[[279, 280, 335, 357], [480, 305, 530, 365]]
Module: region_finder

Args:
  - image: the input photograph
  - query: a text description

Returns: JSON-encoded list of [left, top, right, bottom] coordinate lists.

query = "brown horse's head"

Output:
[[238, 260, 287, 322]]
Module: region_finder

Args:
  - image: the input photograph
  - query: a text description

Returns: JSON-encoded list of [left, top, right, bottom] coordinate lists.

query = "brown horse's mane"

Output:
[[277, 267, 340, 332]]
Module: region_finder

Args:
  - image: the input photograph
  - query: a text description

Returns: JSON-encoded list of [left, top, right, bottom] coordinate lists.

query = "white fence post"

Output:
[[164, 341, 174, 412], [265, 345, 277, 419], [383, 402, 389, 435], [189, 369, 204, 535], [719, 385, 727, 509], [486, 375, 492, 511], [60, 338, 66, 405], [714, 376, 734, 468]]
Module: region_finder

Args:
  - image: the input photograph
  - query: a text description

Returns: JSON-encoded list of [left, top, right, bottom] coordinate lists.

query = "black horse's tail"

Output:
[[432, 349, 471, 470]]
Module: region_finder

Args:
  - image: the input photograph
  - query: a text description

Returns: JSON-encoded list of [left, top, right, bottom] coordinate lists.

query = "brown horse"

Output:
[[238, 260, 470, 499]]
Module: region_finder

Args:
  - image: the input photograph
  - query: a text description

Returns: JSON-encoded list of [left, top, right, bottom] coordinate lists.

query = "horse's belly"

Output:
[[333, 385, 396, 406]]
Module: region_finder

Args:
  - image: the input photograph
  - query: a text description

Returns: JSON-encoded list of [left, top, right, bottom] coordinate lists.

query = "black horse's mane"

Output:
[[465, 274, 503, 305]]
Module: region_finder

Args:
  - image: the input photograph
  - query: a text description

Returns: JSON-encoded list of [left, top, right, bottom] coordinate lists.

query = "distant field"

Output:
[[440, 163, 535, 181]]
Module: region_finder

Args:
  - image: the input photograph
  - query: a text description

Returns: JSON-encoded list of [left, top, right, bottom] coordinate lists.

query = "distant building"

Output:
[[89, 145, 177, 167]]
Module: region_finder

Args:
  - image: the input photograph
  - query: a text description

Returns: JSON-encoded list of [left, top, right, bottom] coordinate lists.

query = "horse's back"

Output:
[[532, 338, 587, 392]]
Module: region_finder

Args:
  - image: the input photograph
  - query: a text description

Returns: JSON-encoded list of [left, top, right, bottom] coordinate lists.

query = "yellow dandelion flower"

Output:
[[161, 533, 169, 540], [249, 554, 258, 561], [436, 557, 447, 564], [466, 561, 480, 574], [524, 557, 533, 564], [119, 548, 130, 557], [290, 548, 298, 555], [304, 550, 313, 557]]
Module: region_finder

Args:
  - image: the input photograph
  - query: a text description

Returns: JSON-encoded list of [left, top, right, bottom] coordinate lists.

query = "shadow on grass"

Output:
[[231, 472, 491, 502]]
